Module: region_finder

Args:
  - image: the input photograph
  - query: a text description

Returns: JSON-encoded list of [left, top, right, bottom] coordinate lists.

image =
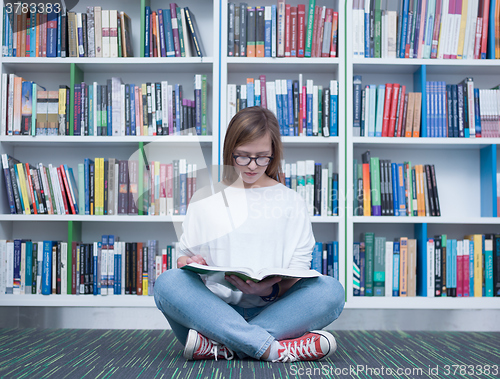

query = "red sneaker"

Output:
[[183, 329, 235, 361], [273, 330, 337, 362]]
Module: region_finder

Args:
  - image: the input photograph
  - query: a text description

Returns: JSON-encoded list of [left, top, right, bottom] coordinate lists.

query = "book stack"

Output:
[[353, 151, 441, 217], [425, 79, 500, 138], [352, 0, 498, 59], [144, 4, 204, 57], [311, 241, 339, 279], [1, 154, 80, 215], [2, 6, 133, 58], [279, 160, 338, 217], [0, 74, 209, 136], [228, 75, 338, 137], [0, 238, 180, 296], [353, 75, 422, 137], [228, 1, 338, 58]]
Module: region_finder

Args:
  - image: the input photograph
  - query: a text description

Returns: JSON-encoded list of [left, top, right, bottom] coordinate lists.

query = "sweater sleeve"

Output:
[[287, 199, 315, 271]]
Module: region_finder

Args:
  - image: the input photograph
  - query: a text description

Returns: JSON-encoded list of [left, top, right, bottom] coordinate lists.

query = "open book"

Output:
[[181, 263, 322, 282]]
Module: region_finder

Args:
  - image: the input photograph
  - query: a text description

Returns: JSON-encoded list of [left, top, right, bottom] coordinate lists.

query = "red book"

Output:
[[137, 242, 143, 296], [388, 83, 400, 137], [315, 6, 326, 57], [25, 164, 38, 214], [59, 165, 76, 214], [396, 85, 406, 137], [290, 7, 298, 57], [301, 86, 307, 135], [56, 167, 70, 214], [381, 84, 393, 137], [162, 250, 167, 273], [311, 6, 320, 57], [259, 75, 267, 108], [297, 4, 306, 57], [41, 14, 47, 57], [481, 0, 491, 59], [330, 12, 338, 57], [285, 4, 291, 57], [457, 249, 463, 297]]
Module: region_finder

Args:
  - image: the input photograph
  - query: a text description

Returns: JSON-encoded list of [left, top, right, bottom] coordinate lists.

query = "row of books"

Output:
[[144, 5, 204, 58], [352, 0, 497, 59], [424, 79, 500, 138], [353, 151, 441, 217], [227, 1, 338, 58], [227, 76, 338, 137], [1, 73, 209, 136], [310, 241, 339, 280], [278, 160, 338, 217], [353, 76, 422, 137], [0, 238, 180, 296], [353, 233, 500, 297], [2, 154, 198, 217], [2, 7, 133, 58]]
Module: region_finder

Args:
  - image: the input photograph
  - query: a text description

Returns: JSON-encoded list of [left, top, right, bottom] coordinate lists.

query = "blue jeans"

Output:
[[154, 269, 345, 359]]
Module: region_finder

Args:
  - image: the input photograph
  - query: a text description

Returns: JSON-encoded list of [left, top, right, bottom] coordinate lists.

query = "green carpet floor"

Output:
[[0, 329, 499, 378]]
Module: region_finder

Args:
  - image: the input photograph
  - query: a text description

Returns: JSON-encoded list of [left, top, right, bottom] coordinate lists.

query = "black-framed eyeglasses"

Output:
[[232, 155, 274, 167]]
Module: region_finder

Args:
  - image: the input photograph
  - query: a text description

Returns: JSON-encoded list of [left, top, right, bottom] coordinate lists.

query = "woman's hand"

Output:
[[224, 275, 282, 297], [177, 255, 208, 268]]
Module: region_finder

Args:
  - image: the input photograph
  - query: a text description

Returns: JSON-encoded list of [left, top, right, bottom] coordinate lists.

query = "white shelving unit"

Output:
[[345, 2, 500, 310]]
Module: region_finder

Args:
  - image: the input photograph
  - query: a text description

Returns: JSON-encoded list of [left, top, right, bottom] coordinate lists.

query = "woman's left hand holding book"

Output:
[[177, 254, 207, 268]]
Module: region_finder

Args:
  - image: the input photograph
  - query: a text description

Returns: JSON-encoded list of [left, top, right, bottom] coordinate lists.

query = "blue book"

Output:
[[353, 75, 362, 136], [84, 158, 90, 215], [330, 81, 338, 136], [391, 163, 399, 216], [440, 81, 446, 137], [427, 81, 432, 137], [158, 9, 167, 57], [42, 241, 53, 295], [474, 88, 481, 137], [57, 13, 61, 57], [93, 242, 98, 295], [108, 235, 115, 294], [145, 6, 151, 57], [130, 84, 136, 135], [375, 85, 385, 137], [7, 9, 13, 56], [469, 240, 474, 296], [306, 84, 313, 136], [353, 242, 361, 295], [364, 5, 370, 57], [175, 84, 181, 134], [163, 9, 175, 57], [311, 242, 322, 272], [327, 242, 334, 278], [271, 5, 277, 57], [282, 82, 289, 136], [247, 81, 254, 107], [399, 0, 409, 58], [117, 244, 122, 295], [446, 85, 453, 138], [333, 173, 338, 216], [333, 241, 339, 280], [287, 80, 294, 136], [255, 84, 261, 106], [276, 83, 283, 134], [46, 9, 58, 57], [392, 242, 400, 296], [264, 7, 272, 57], [397, 163, 406, 216], [25, 240, 33, 294]]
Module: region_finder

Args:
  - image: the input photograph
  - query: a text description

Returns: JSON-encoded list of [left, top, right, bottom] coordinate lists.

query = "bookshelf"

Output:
[[345, 0, 500, 309]]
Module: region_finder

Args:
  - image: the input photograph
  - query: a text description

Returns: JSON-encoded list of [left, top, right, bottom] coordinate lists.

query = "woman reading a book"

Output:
[[154, 106, 345, 362]]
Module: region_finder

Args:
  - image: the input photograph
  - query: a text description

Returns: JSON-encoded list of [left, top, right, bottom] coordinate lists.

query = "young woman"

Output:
[[154, 107, 345, 362]]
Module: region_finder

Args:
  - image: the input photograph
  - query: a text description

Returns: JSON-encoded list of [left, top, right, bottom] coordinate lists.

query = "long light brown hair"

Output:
[[222, 107, 283, 183]]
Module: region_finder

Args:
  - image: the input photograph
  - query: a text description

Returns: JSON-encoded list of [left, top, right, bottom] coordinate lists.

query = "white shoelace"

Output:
[[273, 337, 320, 363], [197, 335, 235, 361]]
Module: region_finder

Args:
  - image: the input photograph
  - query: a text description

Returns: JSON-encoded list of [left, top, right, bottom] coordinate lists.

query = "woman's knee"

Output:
[[153, 269, 197, 306], [316, 276, 345, 318]]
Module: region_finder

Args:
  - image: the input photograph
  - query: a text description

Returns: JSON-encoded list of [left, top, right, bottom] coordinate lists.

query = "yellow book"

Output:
[[58, 87, 67, 135], [99, 158, 104, 215], [95, 158, 101, 215], [456, 0, 468, 59], [418, 165, 426, 217], [143, 273, 148, 296], [407, 239, 417, 297], [472, 234, 483, 297], [16, 163, 31, 214]]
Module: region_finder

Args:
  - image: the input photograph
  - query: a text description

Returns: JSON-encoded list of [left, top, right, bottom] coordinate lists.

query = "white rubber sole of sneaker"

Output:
[[183, 329, 199, 360], [310, 330, 337, 359]]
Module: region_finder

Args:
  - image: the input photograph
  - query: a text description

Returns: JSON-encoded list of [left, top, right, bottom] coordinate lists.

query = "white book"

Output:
[[162, 81, 169, 132], [357, 0, 364, 57], [462, 0, 473, 59], [7, 73, 16, 136], [387, 11, 397, 58], [1, 74, 8, 136], [77, 13, 84, 57], [6, 241, 14, 294], [437, 0, 449, 59], [382, 11, 388, 59], [427, 239, 435, 297], [61, 242, 67, 295], [108, 239, 115, 295], [312, 85, 319, 135], [180, 9, 192, 57], [321, 168, 328, 216], [48, 165, 63, 215], [385, 241, 394, 297], [150, 83, 156, 135], [36, 242, 43, 294], [452, 5, 462, 58], [266, 82, 277, 116], [20, 242, 25, 294], [100, 240, 108, 296], [363, 85, 370, 137], [120, 83, 126, 136], [38, 163, 53, 215], [111, 77, 123, 136], [109, 10, 118, 58], [94, 6, 103, 57], [227, 84, 237, 122], [240, 85, 247, 105], [467, 0, 478, 59], [353, 0, 359, 56], [156, 254, 162, 280], [87, 7, 95, 57], [305, 160, 315, 216], [0, 240, 6, 295], [102, 10, 110, 58], [466, 79, 475, 137]]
